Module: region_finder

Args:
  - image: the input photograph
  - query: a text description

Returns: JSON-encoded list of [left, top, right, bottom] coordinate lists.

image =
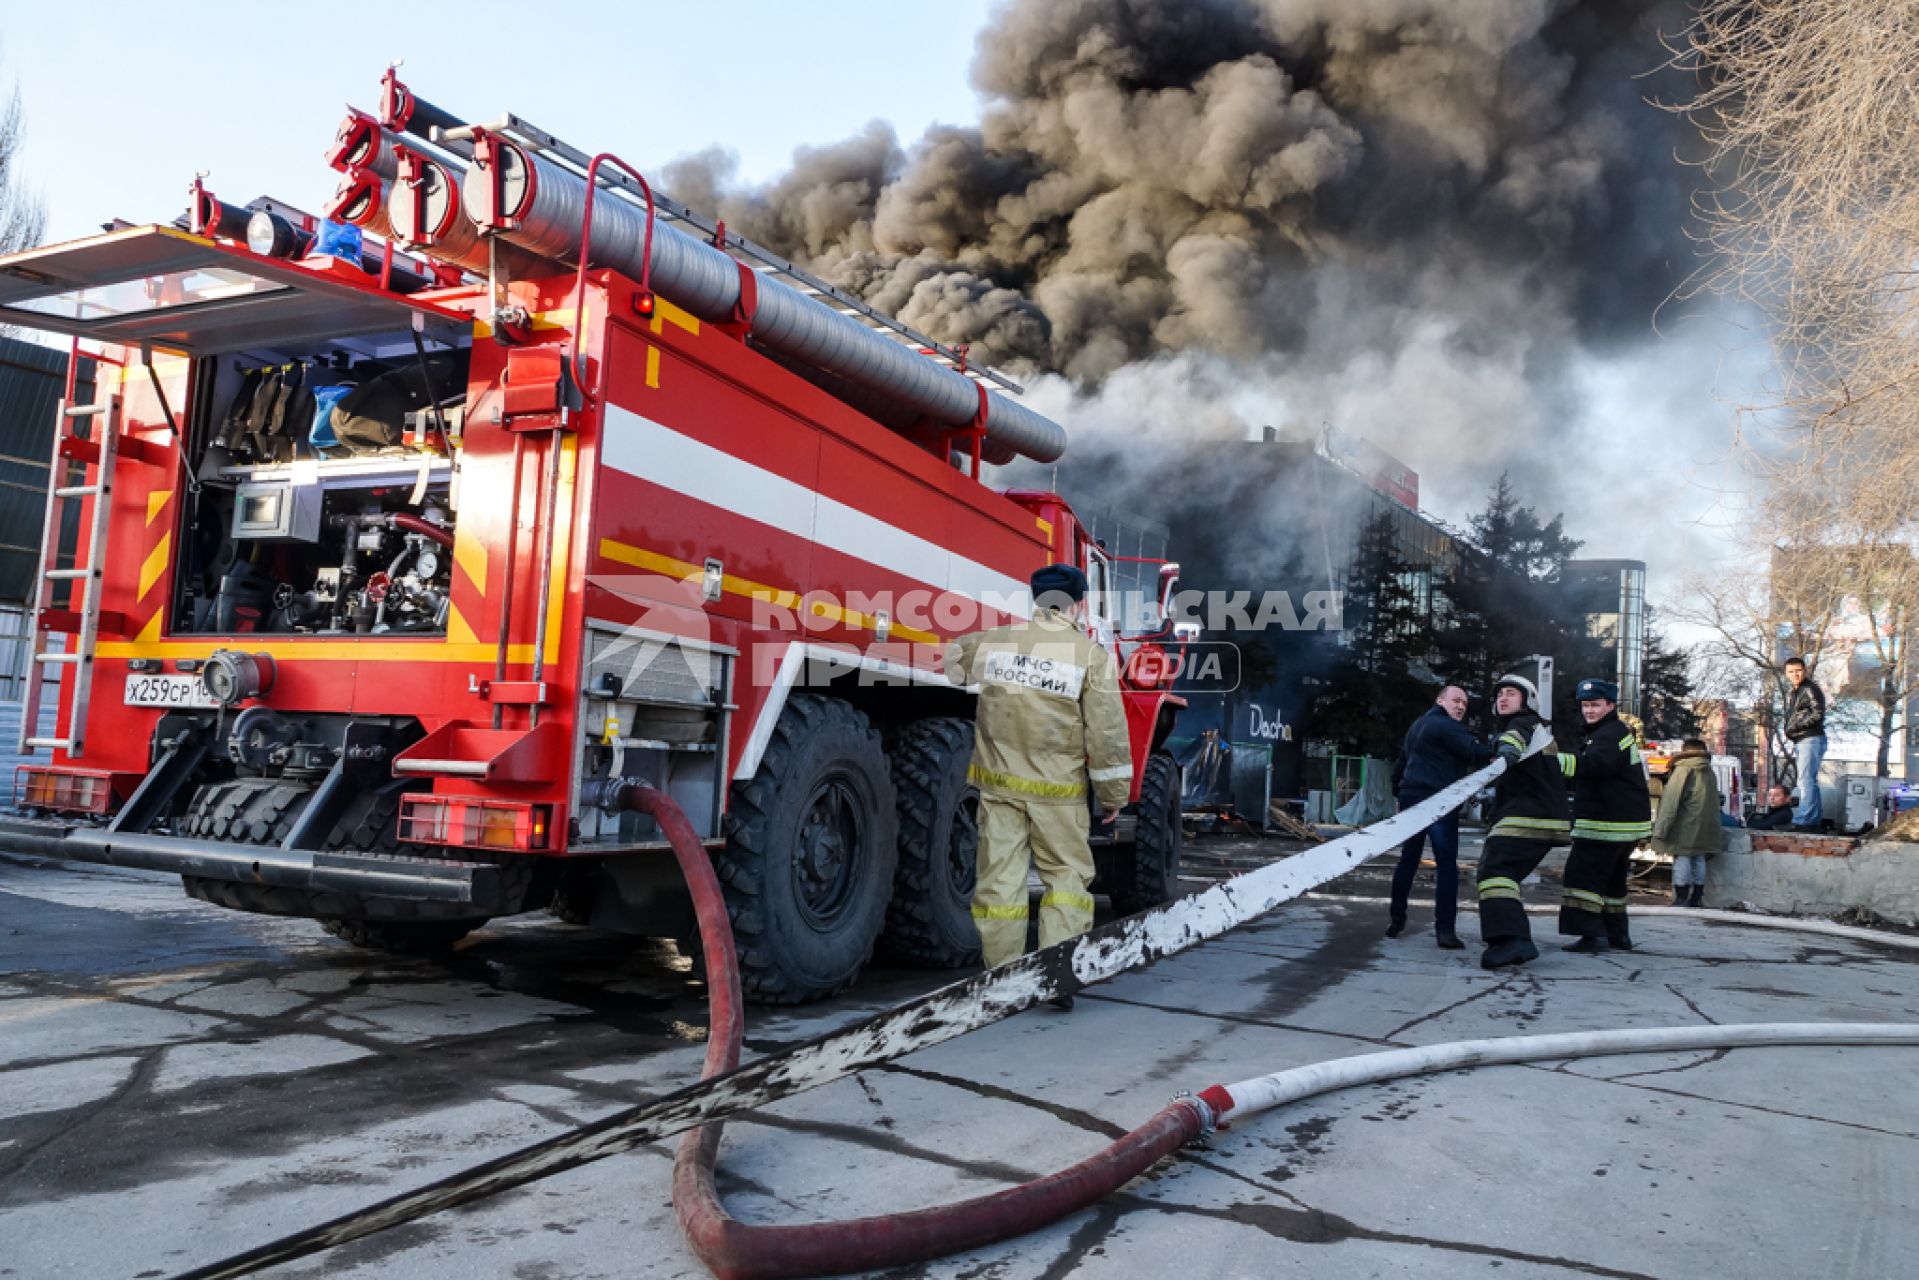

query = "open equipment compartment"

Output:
[[172, 323, 471, 637]]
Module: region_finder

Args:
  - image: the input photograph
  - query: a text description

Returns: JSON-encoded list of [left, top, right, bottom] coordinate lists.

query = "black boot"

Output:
[[1481, 938, 1540, 970], [1563, 935, 1607, 954], [1671, 886, 1688, 907], [1048, 994, 1075, 1013], [1436, 932, 1465, 950], [1385, 917, 1406, 938], [1688, 885, 1705, 909]]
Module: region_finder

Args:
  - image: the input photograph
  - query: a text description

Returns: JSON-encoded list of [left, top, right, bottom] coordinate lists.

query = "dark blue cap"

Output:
[[1030, 562, 1087, 606], [1576, 678, 1620, 704]]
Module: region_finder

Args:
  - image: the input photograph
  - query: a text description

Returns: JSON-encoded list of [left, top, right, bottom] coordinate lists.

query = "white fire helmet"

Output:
[[1494, 673, 1541, 716]]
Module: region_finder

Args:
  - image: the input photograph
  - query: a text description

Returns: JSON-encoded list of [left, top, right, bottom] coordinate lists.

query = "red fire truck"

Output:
[[0, 74, 1186, 1002]]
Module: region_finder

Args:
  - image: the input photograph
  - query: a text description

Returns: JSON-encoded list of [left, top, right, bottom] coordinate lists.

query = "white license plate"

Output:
[[124, 673, 219, 709]]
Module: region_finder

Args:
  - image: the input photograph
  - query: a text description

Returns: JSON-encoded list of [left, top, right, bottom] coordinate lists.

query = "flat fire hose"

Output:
[[170, 758, 1509, 1279]]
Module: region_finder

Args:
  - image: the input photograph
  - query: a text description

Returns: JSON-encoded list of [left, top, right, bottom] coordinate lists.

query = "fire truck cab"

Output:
[[0, 131, 1187, 1003]]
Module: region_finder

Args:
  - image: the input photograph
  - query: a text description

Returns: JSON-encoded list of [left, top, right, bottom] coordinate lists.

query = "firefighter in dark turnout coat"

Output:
[[1476, 675, 1571, 970], [1559, 678, 1651, 951]]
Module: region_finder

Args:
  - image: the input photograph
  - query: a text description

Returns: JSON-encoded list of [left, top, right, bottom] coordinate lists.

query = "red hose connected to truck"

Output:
[[613, 781, 1209, 1280], [389, 512, 454, 549]]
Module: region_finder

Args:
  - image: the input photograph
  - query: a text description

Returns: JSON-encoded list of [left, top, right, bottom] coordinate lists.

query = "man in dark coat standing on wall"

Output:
[[1388, 685, 1491, 949]]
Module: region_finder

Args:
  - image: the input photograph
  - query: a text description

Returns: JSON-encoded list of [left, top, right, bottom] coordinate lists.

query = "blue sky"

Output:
[[4, 1, 997, 241]]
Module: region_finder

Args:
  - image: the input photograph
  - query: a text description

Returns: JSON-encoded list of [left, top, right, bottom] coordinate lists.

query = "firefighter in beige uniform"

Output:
[[944, 564, 1133, 987]]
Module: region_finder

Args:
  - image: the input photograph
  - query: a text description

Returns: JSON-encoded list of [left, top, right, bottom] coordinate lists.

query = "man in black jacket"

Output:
[[1750, 783, 1795, 830], [1559, 678, 1651, 953], [1476, 674, 1570, 970], [1783, 656, 1827, 830], [1388, 685, 1490, 949]]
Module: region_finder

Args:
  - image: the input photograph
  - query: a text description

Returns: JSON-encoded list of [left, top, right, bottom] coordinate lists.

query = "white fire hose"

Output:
[[1192, 1023, 1919, 1133]]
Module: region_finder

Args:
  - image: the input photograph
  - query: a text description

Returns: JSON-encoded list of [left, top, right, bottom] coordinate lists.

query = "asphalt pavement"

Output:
[[2, 836, 1916, 1279]]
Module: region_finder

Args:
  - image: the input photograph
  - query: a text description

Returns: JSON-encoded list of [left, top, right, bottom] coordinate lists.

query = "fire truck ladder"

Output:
[[436, 112, 1024, 396], [19, 395, 124, 758]]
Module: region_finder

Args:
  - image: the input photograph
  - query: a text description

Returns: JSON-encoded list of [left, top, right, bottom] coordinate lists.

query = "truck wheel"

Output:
[[719, 693, 898, 1004], [318, 917, 480, 952], [1108, 752, 1183, 916], [177, 777, 502, 951], [879, 717, 982, 968]]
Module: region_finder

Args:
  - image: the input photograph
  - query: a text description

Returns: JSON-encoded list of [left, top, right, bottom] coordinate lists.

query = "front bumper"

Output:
[[0, 813, 501, 910]]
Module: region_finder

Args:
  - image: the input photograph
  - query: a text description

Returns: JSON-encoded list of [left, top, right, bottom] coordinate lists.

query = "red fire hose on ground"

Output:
[[612, 780, 1212, 1280]]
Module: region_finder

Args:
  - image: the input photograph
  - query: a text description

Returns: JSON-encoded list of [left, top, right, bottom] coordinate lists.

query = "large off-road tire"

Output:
[[318, 917, 480, 953], [177, 777, 514, 953], [879, 716, 982, 968], [1106, 751, 1183, 917], [718, 693, 899, 1004]]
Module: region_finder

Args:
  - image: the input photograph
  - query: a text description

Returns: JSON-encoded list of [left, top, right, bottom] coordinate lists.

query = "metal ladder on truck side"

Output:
[[19, 394, 124, 758]]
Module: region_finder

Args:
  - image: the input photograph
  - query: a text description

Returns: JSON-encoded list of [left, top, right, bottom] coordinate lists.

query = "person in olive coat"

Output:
[[1652, 738, 1725, 908]]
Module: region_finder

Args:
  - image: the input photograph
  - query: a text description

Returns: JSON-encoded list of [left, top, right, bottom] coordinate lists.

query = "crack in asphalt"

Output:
[[1102, 1187, 1660, 1278], [873, 1062, 1129, 1140], [1076, 991, 1396, 1047], [1381, 970, 1523, 1041], [1518, 1063, 1919, 1139], [1664, 983, 1721, 1026]]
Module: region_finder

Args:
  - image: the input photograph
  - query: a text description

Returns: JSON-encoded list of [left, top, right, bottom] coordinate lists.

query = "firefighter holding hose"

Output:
[[945, 563, 1133, 1010], [1559, 678, 1652, 952], [1475, 674, 1570, 970]]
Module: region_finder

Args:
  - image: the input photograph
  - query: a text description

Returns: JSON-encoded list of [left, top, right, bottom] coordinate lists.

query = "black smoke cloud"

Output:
[[665, 0, 1733, 575]]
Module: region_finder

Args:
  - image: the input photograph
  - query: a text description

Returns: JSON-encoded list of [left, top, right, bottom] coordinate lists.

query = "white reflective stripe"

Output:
[[602, 407, 1030, 610], [980, 649, 1085, 698], [1087, 763, 1132, 782], [734, 642, 958, 780]]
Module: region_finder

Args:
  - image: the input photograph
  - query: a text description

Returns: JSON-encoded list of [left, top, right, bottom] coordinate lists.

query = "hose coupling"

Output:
[[591, 776, 647, 814], [1171, 1090, 1216, 1145]]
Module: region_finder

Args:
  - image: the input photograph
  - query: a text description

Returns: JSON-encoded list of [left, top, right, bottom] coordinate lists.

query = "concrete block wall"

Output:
[[1705, 830, 1919, 925]]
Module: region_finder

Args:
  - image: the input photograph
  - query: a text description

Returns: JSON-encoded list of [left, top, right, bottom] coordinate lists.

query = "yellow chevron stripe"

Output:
[[447, 604, 480, 646], [452, 525, 488, 595], [137, 534, 171, 601], [146, 490, 173, 526]]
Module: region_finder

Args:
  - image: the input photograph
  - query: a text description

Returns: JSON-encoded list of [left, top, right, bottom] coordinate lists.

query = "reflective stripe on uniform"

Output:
[[1087, 763, 1132, 783], [1601, 896, 1630, 913], [1571, 819, 1652, 842], [1489, 816, 1570, 840], [1478, 876, 1523, 901], [1499, 731, 1526, 751], [1558, 753, 1577, 777], [968, 762, 1086, 799], [1038, 891, 1096, 914], [970, 903, 1029, 921], [1563, 888, 1606, 910]]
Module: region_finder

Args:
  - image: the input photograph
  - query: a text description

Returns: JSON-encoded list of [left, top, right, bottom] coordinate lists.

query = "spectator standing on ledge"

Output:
[[1387, 685, 1491, 950], [1651, 738, 1725, 908], [1782, 656, 1828, 831]]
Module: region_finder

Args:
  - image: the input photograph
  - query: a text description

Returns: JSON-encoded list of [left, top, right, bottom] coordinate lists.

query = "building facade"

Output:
[[1563, 558, 1648, 716]]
